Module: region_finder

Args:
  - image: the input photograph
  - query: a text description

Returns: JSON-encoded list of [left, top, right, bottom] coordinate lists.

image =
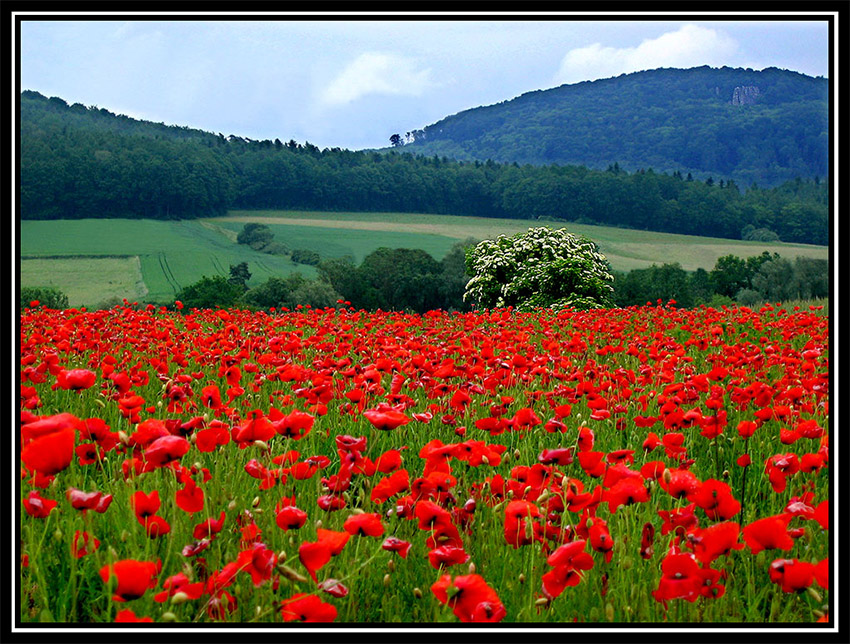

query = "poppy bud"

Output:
[[227, 500, 237, 511], [514, 449, 521, 460], [387, 560, 395, 573], [537, 489, 550, 503], [253, 440, 269, 451], [722, 470, 730, 479], [351, 508, 365, 515], [203, 413, 209, 423], [120, 530, 130, 542], [278, 564, 307, 583], [413, 588, 423, 599], [589, 607, 600, 621], [53, 529, 63, 541], [288, 537, 295, 548], [622, 557, 633, 570], [118, 431, 129, 445], [50, 477, 60, 490], [252, 496, 261, 508], [813, 609, 825, 618], [278, 550, 287, 562], [315, 520, 323, 529], [468, 562, 476, 575], [157, 401, 163, 409], [189, 433, 197, 444], [605, 603, 615, 622], [807, 587, 823, 602], [94, 398, 106, 408], [535, 597, 550, 606], [171, 591, 190, 605], [343, 492, 351, 502], [662, 469, 672, 485], [383, 574, 391, 587], [519, 573, 526, 584], [481, 455, 490, 465], [161, 611, 178, 622]]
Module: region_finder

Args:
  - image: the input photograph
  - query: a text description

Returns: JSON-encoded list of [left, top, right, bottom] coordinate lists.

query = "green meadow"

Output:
[[19, 211, 829, 307]]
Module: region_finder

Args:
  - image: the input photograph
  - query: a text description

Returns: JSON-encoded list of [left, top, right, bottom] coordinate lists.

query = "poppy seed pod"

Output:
[[170, 591, 190, 605]]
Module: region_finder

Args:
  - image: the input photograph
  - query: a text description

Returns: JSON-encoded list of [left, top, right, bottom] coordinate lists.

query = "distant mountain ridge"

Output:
[[396, 66, 828, 187]]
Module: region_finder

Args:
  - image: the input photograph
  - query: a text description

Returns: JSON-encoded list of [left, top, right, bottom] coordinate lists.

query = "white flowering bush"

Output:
[[463, 227, 614, 311]]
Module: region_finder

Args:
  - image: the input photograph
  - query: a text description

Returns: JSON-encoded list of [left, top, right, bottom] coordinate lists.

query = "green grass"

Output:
[[19, 257, 148, 308], [218, 210, 829, 272], [19, 211, 829, 306], [19, 219, 314, 304]]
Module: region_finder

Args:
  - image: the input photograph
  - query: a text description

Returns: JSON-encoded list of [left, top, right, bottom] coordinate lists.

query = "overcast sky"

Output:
[[19, 16, 831, 150]]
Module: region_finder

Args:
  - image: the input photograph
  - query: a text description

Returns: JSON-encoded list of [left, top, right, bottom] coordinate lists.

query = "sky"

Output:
[[18, 16, 831, 150]]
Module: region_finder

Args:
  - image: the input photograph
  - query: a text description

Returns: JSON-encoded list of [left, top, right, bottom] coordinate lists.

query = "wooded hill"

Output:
[[19, 84, 828, 245], [396, 66, 828, 188]]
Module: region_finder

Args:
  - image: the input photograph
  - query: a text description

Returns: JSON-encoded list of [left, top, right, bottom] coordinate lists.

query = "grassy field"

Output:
[[19, 256, 148, 308], [19, 211, 829, 305], [219, 210, 830, 272], [19, 219, 314, 304]]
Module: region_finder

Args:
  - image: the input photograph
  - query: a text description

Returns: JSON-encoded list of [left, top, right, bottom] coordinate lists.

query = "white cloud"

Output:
[[554, 24, 740, 85], [320, 52, 434, 106]]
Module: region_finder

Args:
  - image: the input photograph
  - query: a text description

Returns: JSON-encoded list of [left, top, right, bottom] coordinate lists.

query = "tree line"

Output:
[[20, 90, 828, 245]]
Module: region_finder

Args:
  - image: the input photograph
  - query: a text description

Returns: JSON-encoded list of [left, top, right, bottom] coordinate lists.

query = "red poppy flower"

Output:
[[193, 511, 226, 539], [142, 515, 171, 538], [603, 477, 648, 514], [381, 537, 412, 559], [143, 435, 190, 468], [22, 490, 57, 518], [114, 609, 154, 623], [275, 505, 308, 531], [131, 490, 161, 520], [690, 522, 744, 565], [652, 552, 702, 605], [318, 578, 349, 598], [428, 545, 470, 569], [67, 488, 113, 514], [272, 409, 315, 440], [768, 559, 815, 593], [280, 593, 338, 622], [363, 409, 410, 431], [99, 559, 161, 602], [431, 573, 506, 623], [690, 479, 740, 521], [743, 514, 794, 554], [343, 512, 384, 537], [236, 542, 277, 586], [175, 481, 205, 514], [56, 368, 97, 391], [21, 427, 75, 477]]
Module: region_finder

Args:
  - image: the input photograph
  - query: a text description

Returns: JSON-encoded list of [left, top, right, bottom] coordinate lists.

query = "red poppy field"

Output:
[[18, 302, 831, 625]]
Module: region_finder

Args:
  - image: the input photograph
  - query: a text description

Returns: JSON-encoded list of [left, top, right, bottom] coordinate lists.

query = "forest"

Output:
[[20, 89, 829, 245]]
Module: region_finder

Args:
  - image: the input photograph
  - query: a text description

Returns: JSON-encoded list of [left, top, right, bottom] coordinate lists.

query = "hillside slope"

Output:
[[398, 66, 829, 187]]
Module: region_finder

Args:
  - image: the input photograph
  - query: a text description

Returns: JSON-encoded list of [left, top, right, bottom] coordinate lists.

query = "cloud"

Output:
[[320, 52, 434, 106], [554, 24, 740, 85]]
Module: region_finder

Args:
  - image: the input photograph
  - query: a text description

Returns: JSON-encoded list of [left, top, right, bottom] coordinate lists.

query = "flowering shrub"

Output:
[[463, 227, 614, 310]]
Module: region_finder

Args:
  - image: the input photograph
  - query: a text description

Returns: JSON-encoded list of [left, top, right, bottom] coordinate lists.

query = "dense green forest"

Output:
[[396, 66, 829, 188], [20, 84, 829, 245]]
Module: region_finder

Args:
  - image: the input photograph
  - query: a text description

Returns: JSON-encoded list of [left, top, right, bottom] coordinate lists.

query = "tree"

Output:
[[175, 275, 243, 309], [228, 262, 252, 291], [464, 227, 614, 311], [389, 134, 403, 147], [20, 286, 69, 310], [237, 223, 274, 249]]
